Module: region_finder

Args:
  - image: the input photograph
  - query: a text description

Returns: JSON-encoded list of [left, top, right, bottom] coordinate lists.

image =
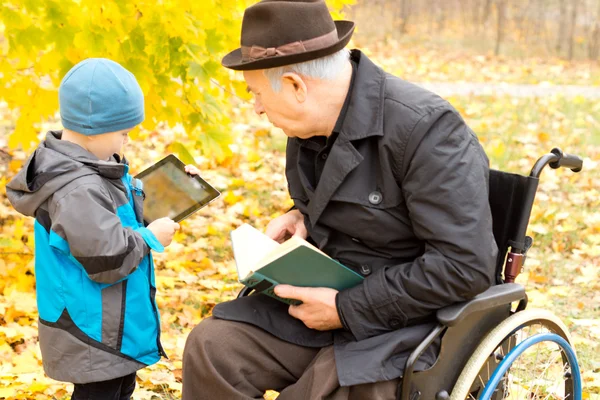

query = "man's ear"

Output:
[[281, 72, 307, 103]]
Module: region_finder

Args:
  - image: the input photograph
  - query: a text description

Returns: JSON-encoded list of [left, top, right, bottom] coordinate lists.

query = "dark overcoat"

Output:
[[213, 50, 498, 386]]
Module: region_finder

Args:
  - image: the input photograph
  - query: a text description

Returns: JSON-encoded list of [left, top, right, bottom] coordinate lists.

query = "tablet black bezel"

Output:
[[134, 154, 220, 224]]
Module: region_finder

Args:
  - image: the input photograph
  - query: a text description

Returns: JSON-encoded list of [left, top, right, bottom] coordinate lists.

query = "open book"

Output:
[[231, 224, 364, 305]]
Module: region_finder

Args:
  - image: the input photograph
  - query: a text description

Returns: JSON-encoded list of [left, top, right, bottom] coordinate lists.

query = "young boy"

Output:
[[6, 58, 180, 399]]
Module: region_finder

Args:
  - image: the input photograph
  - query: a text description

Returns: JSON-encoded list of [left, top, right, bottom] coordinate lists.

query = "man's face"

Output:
[[244, 70, 308, 138]]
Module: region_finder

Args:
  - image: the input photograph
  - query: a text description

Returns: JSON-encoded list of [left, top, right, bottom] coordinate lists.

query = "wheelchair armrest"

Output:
[[436, 283, 526, 327]]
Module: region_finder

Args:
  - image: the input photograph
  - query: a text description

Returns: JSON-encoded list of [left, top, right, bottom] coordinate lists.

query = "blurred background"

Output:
[[0, 0, 598, 398], [351, 0, 600, 60]]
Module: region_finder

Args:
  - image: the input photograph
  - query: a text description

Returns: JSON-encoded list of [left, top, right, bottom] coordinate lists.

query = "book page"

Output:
[[231, 224, 279, 279], [256, 235, 331, 270]]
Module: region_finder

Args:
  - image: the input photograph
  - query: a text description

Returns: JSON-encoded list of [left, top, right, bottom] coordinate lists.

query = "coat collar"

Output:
[[338, 50, 386, 141], [303, 51, 386, 227]]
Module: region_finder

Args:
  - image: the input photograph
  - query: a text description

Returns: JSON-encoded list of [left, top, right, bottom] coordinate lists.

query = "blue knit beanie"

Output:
[[59, 58, 144, 135]]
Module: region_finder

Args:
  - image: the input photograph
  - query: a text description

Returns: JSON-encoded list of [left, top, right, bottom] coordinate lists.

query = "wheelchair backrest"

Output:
[[488, 169, 537, 283]]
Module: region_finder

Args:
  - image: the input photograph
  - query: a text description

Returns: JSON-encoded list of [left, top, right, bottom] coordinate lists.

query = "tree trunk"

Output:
[[512, 1, 523, 45], [459, 0, 470, 32], [398, 0, 411, 35], [531, 0, 545, 43], [568, 0, 578, 61], [589, 0, 600, 60], [495, 0, 506, 56], [428, 0, 435, 35], [536, 0, 552, 56], [556, 0, 567, 55], [520, 0, 532, 49], [483, 0, 494, 25], [437, 1, 446, 32], [473, 0, 482, 33]]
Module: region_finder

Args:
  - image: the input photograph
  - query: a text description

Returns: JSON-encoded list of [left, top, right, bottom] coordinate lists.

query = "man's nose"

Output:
[[254, 100, 265, 116]]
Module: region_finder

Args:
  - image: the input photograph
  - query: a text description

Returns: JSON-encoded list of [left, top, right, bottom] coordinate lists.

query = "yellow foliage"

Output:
[[0, 0, 354, 157]]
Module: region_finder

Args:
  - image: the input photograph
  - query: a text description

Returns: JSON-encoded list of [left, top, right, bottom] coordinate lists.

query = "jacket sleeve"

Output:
[[336, 109, 498, 341], [48, 182, 164, 284]]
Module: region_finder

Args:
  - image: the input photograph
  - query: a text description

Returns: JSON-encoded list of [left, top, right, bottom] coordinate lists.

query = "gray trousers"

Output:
[[182, 317, 400, 400]]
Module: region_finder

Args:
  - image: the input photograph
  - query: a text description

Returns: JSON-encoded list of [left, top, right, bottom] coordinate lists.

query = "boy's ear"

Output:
[[281, 72, 307, 103]]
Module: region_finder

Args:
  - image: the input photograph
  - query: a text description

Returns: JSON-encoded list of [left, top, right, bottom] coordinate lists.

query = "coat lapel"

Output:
[[305, 50, 387, 227], [307, 137, 363, 227]]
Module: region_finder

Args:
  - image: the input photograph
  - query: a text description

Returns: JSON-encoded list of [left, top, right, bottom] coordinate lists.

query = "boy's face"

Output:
[[87, 128, 131, 161]]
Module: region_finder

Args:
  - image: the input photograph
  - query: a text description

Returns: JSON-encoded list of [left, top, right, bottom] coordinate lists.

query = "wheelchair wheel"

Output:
[[451, 309, 580, 400]]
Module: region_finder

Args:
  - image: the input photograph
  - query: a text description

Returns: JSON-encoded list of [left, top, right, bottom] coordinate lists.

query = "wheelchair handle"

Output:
[[549, 148, 583, 172], [530, 147, 583, 177]]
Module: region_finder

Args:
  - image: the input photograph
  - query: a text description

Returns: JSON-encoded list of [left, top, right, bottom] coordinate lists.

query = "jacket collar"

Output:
[[304, 51, 386, 227], [338, 50, 385, 141], [45, 130, 127, 180]]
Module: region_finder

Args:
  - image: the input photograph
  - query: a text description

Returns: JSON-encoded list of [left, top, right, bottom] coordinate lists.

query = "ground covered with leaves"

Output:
[[0, 43, 599, 399]]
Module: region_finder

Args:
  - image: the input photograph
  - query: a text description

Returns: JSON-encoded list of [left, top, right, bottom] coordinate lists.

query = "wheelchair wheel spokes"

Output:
[[488, 335, 573, 399], [467, 322, 557, 399], [451, 310, 581, 400]]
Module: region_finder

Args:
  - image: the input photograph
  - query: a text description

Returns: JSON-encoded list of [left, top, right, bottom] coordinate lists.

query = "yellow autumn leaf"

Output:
[[223, 190, 243, 205]]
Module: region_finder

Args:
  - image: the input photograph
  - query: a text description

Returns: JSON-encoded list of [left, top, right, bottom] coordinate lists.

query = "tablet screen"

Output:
[[135, 155, 220, 223]]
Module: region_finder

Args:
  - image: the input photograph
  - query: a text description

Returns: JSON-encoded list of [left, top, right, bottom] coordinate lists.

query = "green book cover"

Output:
[[231, 224, 364, 305]]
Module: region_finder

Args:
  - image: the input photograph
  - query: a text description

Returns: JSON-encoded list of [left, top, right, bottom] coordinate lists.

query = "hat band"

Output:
[[241, 29, 338, 62]]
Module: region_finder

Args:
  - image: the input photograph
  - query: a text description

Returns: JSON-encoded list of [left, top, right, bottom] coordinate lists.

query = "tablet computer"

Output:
[[134, 154, 220, 224]]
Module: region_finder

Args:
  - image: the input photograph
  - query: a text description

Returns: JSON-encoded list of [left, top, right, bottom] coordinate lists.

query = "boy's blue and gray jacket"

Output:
[[6, 131, 165, 384]]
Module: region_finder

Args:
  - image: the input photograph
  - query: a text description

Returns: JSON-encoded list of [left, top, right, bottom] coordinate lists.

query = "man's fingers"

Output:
[[266, 226, 289, 243], [265, 225, 283, 241], [287, 303, 303, 320], [265, 218, 292, 241], [274, 284, 308, 301], [293, 223, 308, 239]]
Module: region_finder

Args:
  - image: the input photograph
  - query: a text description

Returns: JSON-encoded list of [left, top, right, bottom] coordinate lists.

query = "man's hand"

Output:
[[274, 285, 342, 331], [147, 217, 180, 247], [266, 209, 308, 243]]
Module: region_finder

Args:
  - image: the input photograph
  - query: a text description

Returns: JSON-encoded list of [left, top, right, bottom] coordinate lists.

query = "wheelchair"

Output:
[[239, 148, 584, 400]]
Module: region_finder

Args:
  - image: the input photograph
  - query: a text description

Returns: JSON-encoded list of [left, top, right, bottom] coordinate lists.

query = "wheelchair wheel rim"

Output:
[[451, 309, 580, 400], [481, 332, 581, 400]]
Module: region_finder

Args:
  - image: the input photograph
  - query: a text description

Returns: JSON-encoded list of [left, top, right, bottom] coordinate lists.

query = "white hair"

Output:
[[263, 49, 351, 92]]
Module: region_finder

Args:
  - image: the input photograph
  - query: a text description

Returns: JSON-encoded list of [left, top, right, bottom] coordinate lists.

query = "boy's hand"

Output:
[[147, 218, 180, 247], [184, 165, 201, 176]]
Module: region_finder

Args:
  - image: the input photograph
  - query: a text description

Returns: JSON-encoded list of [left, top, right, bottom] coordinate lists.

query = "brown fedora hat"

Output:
[[222, 0, 355, 71]]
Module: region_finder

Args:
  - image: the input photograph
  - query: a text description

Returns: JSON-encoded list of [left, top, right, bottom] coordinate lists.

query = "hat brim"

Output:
[[222, 20, 355, 71]]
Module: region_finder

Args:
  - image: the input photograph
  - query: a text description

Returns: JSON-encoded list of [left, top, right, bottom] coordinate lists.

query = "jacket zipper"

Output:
[[129, 178, 167, 359], [148, 260, 168, 359]]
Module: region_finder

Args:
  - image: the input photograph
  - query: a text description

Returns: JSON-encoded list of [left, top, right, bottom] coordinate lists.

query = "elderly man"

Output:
[[182, 0, 498, 398]]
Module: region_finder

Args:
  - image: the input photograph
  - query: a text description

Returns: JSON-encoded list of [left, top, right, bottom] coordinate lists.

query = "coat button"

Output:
[[321, 153, 328, 160], [360, 264, 371, 275], [390, 318, 402, 328], [368, 191, 383, 205]]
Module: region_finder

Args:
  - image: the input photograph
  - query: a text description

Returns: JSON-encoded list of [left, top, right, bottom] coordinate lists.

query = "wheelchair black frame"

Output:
[[398, 148, 583, 400]]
